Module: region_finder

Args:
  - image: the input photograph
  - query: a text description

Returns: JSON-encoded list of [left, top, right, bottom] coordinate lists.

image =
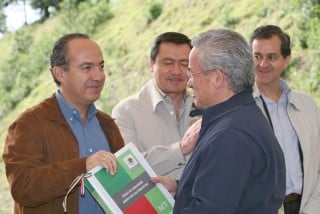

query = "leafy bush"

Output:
[[60, 0, 114, 34], [295, 0, 320, 50], [0, 29, 54, 119], [148, 1, 163, 23]]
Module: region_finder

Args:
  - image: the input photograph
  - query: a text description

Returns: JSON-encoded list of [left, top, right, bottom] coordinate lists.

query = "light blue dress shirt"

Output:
[[56, 91, 110, 214], [261, 81, 303, 195]]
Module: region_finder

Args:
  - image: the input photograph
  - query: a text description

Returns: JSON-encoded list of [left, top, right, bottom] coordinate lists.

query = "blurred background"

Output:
[[0, 0, 319, 212]]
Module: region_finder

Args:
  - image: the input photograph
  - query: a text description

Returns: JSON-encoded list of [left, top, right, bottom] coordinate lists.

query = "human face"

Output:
[[54, 38, 105, 109], [150, 42, 191, 98], [252, 35, 290, 87], [188, 48, 215, 108]]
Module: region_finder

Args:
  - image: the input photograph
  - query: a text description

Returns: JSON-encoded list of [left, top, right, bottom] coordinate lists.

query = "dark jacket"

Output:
[[174, 89, 286, 214], [2, 94, 124, 214]]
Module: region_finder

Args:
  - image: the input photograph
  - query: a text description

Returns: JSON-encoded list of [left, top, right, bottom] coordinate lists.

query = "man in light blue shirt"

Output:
[[2, 33, 124, 213], [251, 25, 320, 214], [56, 91, 111, 213]]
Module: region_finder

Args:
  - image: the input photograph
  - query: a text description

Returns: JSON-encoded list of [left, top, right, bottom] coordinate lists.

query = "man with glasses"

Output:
[[250, 25, 320, 214], [112, 32, 199, 180], [152, 28, 286, 213]]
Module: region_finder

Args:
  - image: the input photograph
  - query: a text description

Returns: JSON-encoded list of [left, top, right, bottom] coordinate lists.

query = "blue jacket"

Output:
[[173, 89, 286, 214]]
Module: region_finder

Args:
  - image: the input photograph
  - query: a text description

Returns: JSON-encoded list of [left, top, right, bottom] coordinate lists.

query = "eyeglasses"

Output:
[[187, 68, 202, 80]]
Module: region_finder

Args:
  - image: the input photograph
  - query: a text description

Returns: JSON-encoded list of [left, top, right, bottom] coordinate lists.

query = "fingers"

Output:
[[150, 176, 162, 183], [151, 176, 177, 197], [190, 118, 202, 133], [180, 121, 201, 155], [86, 151, 118, 176], [100, 153, 117, 176]]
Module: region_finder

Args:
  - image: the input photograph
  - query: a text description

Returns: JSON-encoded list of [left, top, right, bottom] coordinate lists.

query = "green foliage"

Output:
[[11, 27, 33, 54], [1, 0, 320, 211], [0, 28, 33, 117], [0, 9, 6, 33], [0, 28, 54, 118], [295, 0, 320, 51], [218, 3, 239, 28], [148, 1, 163, 23], [30, 0, 88, 19], [30, 0, 60, 18], [286, 0, 320, 101], [59, 0, 114, 35]]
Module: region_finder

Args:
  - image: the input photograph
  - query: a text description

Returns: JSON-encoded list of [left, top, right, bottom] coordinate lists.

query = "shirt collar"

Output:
[[149, 79, 189, 112], [253, 79, 291, 98], [253, 80, 303, 111], [279, 79, 291, 97], [55, 90, 97, 122]]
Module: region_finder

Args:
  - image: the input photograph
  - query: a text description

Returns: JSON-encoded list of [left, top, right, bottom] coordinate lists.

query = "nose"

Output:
[[258, 57, 271, 68], [171, 62, 187, 75], [172, 62, 181, 73], [91, 66, 105, 80]]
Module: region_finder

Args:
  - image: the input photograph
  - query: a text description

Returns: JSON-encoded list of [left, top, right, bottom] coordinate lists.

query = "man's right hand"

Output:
[[86, 150, 117, 175], [151, 176, 177, 197], [180, 118, 202, 155]]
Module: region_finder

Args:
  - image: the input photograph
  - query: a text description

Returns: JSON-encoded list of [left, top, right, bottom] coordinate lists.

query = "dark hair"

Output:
[[150, 32, 191, 61], [249, 25, 291, 58], [50, 33, 90, 86]]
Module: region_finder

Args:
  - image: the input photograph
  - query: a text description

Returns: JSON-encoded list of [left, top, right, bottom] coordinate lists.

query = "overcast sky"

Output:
[[4, 1, 40, 32]]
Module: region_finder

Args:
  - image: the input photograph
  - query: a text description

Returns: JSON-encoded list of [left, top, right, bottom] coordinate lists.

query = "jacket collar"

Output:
[[200, 88, 254, 127], [253, 80, 301, 111]]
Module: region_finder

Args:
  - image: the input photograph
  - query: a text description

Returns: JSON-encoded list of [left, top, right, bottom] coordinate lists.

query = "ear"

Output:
[[213, 70, 225, 86], [52, 66, 65, 84], [149, 60, 155, 73], [284, 55, 291, 68]]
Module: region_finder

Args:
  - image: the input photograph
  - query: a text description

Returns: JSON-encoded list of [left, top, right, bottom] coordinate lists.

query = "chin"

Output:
[[88, 94, 100, 102]]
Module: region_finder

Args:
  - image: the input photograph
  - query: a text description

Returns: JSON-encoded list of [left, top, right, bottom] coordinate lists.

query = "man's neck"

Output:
[[258, 82, 282, 102], [59, 90, 89, 123], [167, 92, 185, 120]]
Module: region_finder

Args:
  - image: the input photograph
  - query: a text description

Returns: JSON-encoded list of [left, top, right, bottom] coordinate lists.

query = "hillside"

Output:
[[0, 0, 319, 211]]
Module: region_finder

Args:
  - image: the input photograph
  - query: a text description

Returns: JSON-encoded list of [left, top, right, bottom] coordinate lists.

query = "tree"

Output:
[[30, 0, 63, 19], [0, 8, 6, 33], [30, 0, 87, 19], [0, 0, 11, 33], [0, 0, 28, 32]]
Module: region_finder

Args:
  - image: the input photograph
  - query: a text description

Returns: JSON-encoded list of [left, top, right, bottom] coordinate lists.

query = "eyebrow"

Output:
[[254, 52, 279, 56], [79, 60, 104, 66], [162, 58, 189, 62]]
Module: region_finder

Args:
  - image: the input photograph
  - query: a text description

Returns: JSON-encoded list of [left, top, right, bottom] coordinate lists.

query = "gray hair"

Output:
[[191, 29, 254, 93]]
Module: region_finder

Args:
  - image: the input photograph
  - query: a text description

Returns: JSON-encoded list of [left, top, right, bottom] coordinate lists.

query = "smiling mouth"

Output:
[[88, 85, 103, 91], [169, 77, 184, 81], [257, 69, 271, 73]]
